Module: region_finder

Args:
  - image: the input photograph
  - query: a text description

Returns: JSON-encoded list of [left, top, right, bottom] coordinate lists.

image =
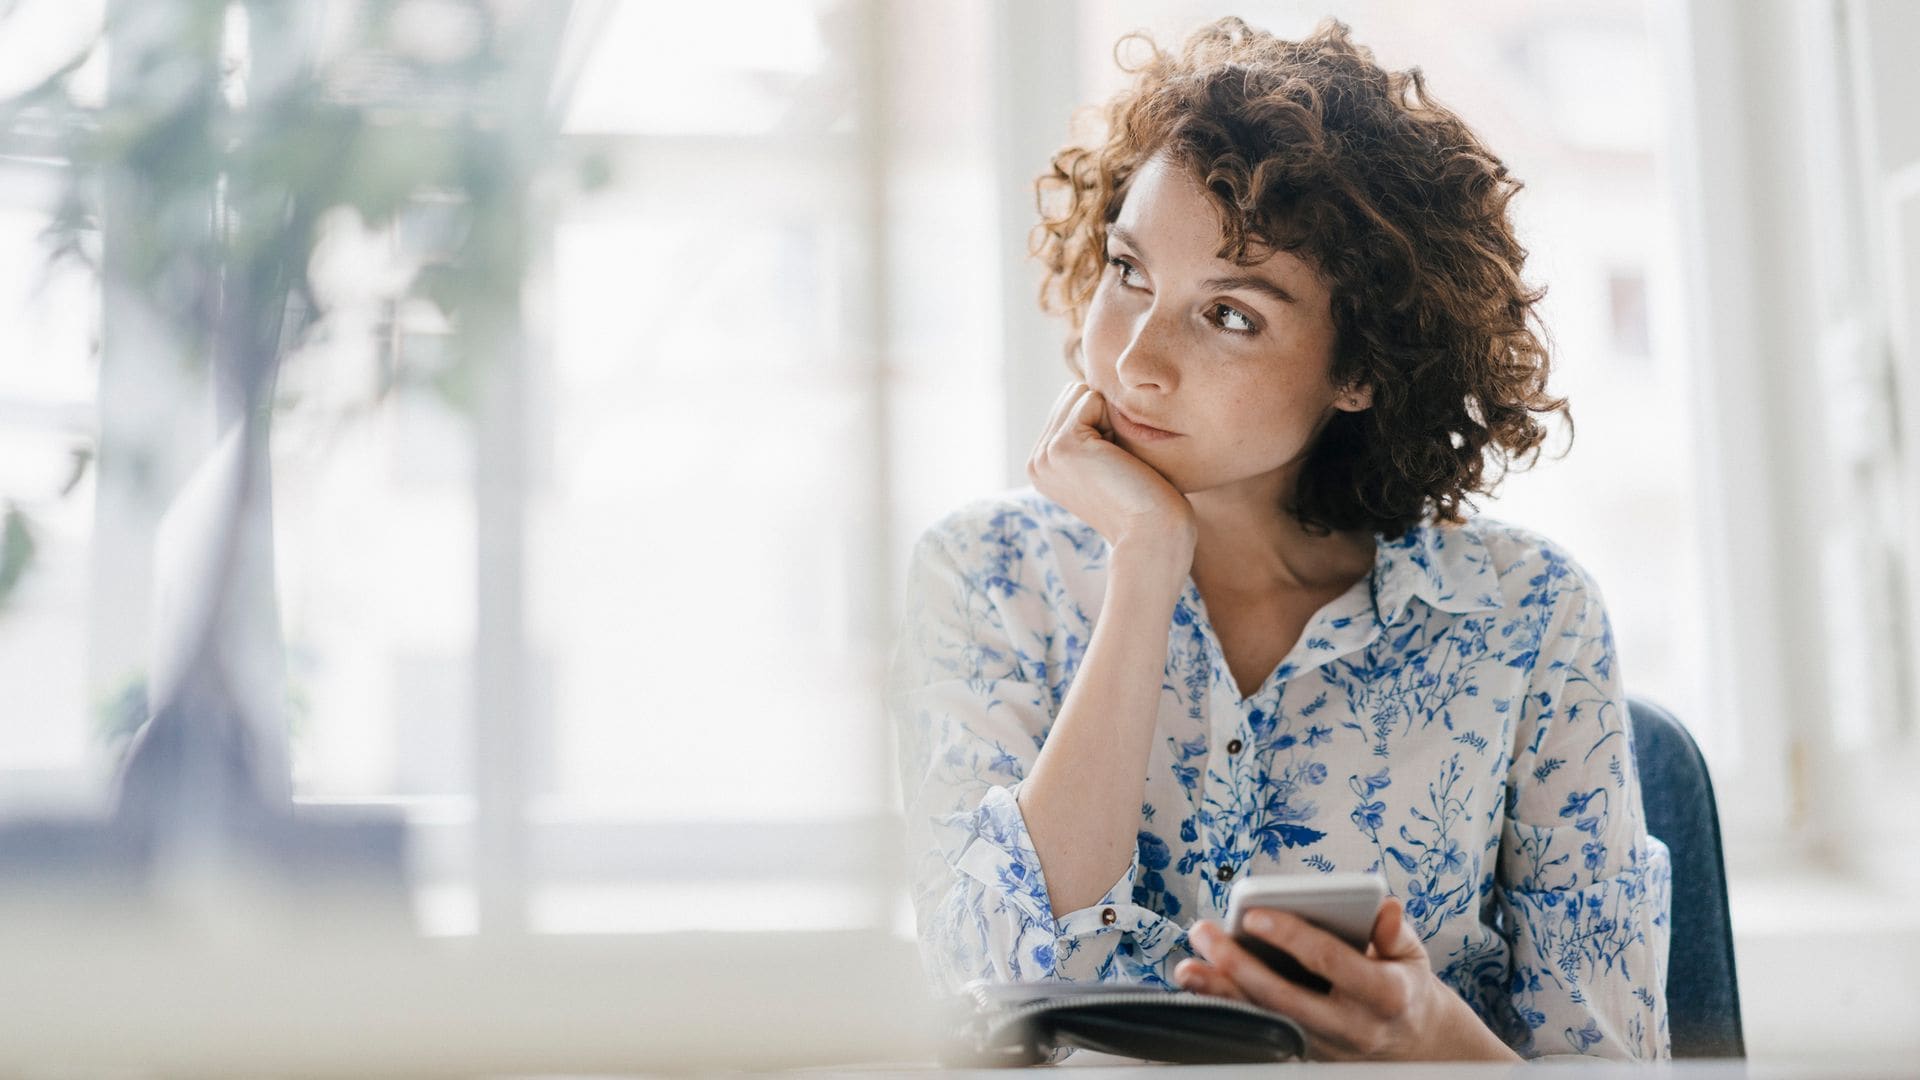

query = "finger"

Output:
[[1249, 908, 1419, 1025], [1240, 910, 1383, 1000], [1173, 957, 1250, 1002], [1028, 382, 1088, 475], [1370, 895, 1423, 961], [1044, 385, 1092, 446], [1045, 387, 1097, 455], [1190, 921, 1350, 1036], [1039, 381, 1086, 441], [1064, 386, 1106, 436], [1092, 392, 1115, 438]]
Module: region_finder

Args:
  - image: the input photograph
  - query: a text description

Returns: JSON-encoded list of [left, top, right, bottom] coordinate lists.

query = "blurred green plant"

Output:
[[0, 0, 585, 614], [0, 504, 34, 606], [93, 658, 318, 769], [92, 671, 147, 759]]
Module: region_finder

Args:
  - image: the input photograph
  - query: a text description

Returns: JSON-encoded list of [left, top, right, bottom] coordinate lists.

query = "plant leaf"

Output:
[[0, 505, 37, 609]]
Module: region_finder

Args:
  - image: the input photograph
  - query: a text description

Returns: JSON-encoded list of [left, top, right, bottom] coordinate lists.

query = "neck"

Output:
[[1185, 470, 1375, 596]]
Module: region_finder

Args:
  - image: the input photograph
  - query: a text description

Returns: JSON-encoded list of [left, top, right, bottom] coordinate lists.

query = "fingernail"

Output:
[[1247, 912, 1272, 933]]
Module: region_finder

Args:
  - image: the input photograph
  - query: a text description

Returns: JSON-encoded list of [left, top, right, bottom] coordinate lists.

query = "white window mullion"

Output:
[[1801, 0, 1906, 762], [990, 0, 1078, 487], [470, 4, 581, 939], [1847, 0, 1920, 890], [1890, 164, 1920, 749], [1862, 0, 1920, 753], [472, 274, 531, 936], [852, 0, 899, 931], [1656, 0, 1805, 860]]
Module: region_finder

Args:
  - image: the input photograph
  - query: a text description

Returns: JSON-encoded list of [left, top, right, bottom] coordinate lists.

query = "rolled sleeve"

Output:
[[888, 528, 1184, 995], [1494, 557, 1671, 1061], [947, 784, 1185, 981]]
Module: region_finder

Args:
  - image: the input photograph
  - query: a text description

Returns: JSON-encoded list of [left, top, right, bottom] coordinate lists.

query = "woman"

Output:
[[887, 16, 1669, 1063]]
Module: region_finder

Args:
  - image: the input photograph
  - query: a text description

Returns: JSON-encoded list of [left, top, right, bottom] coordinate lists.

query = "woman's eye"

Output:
[[1211, 303, 1256, 334], [1106, 256, 1256, 336]]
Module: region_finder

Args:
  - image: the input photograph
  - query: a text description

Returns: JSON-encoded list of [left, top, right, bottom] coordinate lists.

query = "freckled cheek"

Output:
[[1208, 390, 1326, 457]]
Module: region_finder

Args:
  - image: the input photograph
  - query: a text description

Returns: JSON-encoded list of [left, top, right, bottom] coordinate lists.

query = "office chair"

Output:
[[1628, 695, 1746, 1059]]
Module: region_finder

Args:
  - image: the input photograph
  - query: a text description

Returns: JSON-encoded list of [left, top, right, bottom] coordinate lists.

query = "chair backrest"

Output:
[[1627, 696, 1746, 1059]]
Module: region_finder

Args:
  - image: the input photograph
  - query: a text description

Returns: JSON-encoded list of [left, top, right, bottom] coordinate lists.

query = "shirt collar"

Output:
[[1367, 517, 1506, 624]]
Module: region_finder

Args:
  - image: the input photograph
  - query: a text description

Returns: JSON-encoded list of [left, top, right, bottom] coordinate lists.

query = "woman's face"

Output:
[[1080, 151, 1369, 500]]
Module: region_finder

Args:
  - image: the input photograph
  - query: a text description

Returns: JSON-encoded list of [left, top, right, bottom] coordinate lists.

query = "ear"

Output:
[[1337, 382, 1373, 412]]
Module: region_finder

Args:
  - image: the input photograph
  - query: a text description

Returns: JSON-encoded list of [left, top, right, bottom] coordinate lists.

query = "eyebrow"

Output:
[[1105, 223, 1300, 305]]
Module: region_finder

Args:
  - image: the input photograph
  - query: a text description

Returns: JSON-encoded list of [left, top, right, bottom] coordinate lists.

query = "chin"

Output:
[[1167, 459, 1297, 501], [1137, 455, 1202, 495]]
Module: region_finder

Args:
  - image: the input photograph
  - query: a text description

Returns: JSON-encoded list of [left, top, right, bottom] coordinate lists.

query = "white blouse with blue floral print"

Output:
[[886, 487, 1671, 1062]]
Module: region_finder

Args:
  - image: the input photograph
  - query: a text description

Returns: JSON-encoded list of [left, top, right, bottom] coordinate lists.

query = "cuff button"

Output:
[[1101, 907, 1118, 926]]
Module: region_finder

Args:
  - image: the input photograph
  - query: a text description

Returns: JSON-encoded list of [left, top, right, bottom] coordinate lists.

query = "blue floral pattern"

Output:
[[886, 487, 1671, 1061]]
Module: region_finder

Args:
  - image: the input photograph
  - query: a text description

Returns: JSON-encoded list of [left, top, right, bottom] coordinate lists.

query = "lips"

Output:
[[1111, 403, 1181, 440]]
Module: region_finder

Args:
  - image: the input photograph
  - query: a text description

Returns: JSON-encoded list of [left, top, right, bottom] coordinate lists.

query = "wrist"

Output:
[[1106, 544, 1194, 605], [1430, 982, 1521, 1062], [1109, 526, 1196, 578]]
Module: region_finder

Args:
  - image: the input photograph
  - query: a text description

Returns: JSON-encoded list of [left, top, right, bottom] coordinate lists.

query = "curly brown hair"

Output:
[[1032, 16, 1570, 541]]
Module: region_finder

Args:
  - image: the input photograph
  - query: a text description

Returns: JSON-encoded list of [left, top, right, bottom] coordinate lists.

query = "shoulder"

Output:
[[911, 486, 1099, 569], [1453, 513, 1610, 617]]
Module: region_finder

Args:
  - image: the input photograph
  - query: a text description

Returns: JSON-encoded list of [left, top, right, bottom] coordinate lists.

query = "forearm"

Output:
[[1016, 541, 1189, 919]]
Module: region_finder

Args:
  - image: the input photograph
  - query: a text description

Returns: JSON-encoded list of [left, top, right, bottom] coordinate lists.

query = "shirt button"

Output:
[[1216, 865, 1234, 882], [1101, 907, 1117, 926], [1226, 739, 1243, 754]]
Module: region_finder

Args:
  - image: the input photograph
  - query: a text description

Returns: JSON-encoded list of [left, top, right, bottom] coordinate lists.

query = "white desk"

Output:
[[803, 1058, 1907, 1078], [0, 923, 936, 1075], [2, 918, 1907, 1078]]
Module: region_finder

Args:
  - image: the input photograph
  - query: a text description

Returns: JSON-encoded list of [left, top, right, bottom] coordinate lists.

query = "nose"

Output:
[[1114, 307, 1179, 392]]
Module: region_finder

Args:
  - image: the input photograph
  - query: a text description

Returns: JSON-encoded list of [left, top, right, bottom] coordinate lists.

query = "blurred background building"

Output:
[[1, 0, 1916, 1066]]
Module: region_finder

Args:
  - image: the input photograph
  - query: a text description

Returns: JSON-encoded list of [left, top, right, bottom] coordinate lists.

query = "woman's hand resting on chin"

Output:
[[1026, 381, 1197, 563]]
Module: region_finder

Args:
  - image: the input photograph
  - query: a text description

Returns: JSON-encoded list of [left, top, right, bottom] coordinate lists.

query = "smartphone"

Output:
[[1222, 872, 1389, 994]]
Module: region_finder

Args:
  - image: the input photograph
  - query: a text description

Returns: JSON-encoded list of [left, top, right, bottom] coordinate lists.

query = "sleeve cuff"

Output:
[[951, 784, 1178, 949]]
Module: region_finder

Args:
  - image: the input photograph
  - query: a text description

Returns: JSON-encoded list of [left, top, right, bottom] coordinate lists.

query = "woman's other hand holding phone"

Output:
[[1176, 897, 1524, 1062], [1027, 381, 1197, 574]]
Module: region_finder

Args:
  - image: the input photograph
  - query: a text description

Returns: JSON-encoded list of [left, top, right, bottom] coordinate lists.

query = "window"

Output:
[[275, 0, 1007, 933]]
